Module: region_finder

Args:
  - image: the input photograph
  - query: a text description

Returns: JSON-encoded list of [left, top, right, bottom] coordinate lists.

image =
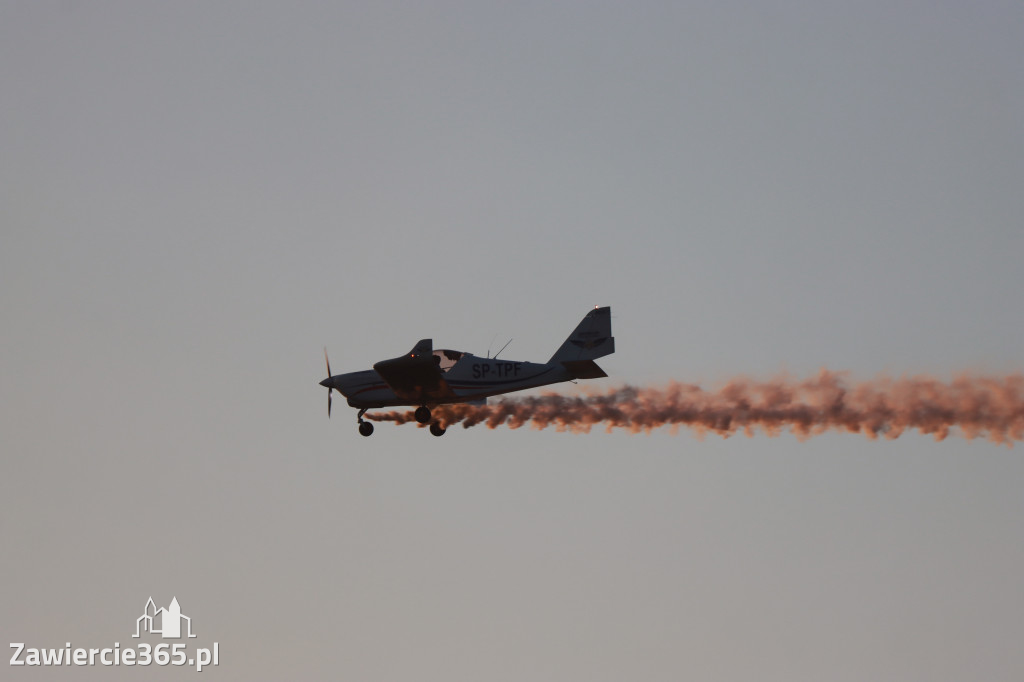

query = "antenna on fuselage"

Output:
[[486, 333, 497, 358], [494, 338, 512, 359]]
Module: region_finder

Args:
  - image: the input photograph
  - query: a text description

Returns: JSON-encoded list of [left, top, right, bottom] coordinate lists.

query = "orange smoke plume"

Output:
[[367, 371, 1024, 444]]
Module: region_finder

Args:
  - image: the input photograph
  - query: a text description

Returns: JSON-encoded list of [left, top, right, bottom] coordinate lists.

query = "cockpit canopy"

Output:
[[432, 349, 465, 373]]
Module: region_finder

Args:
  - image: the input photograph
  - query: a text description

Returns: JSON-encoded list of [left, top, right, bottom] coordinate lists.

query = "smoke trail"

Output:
[[367, 371, 1024, 444]]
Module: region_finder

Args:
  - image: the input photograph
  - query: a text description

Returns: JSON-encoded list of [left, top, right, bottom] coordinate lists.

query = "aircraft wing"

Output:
[[372, 339, 457, 404]]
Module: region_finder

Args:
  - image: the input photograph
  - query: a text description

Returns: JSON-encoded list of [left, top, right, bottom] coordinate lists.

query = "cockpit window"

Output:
[[433, 349, 463, 373]]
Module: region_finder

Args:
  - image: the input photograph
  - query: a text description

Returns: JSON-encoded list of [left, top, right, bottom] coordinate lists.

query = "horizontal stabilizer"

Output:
[[561, 359, 608, 380]]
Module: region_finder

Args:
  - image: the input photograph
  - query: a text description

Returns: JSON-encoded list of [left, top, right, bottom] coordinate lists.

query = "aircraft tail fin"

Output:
[[548, 306, 614, 364]]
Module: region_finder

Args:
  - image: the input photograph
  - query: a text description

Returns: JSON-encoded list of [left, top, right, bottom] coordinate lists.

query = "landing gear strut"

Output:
[[415, 405, 432, 424], [357, 408, 374, 437], [429, 422, 446, 437]]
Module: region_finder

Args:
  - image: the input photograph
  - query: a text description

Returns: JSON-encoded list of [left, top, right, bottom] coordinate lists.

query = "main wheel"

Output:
[[429, 422, 446, 437], [415, 406, 431, 424], [358, 421, 374, 437]]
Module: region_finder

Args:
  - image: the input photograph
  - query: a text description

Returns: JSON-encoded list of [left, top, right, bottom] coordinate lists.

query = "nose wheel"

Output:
[[357, 408, 374, 437]]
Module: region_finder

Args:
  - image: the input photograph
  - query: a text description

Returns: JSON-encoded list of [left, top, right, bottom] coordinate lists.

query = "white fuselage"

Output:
[[334, 353, 572, 409]]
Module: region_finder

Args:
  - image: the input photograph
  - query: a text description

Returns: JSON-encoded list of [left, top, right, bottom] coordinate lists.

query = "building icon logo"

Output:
[[133, 597, 196, 639]]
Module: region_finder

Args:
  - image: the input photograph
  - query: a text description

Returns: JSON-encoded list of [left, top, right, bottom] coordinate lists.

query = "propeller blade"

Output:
[[324, 347, 333, 418]]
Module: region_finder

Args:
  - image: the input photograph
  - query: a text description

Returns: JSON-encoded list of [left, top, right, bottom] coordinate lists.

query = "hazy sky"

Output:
[[2, 2, 1023, 680]]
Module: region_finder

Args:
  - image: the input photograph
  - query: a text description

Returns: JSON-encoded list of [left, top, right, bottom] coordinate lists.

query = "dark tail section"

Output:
[[549, 307, 614, 364], [562, 359, 608, 379]]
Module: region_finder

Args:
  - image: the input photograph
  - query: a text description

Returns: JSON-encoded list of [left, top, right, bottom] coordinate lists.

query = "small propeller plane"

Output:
[[320, 306, 614, 436]]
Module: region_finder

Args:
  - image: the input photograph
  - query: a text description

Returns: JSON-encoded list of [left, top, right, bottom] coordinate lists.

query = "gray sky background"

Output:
[[2, 2, 1023, 680]]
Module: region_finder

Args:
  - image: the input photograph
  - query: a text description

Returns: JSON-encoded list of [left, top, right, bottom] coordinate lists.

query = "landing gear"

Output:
[[351, 406, 443, 437], [357, 408, 374, 437]]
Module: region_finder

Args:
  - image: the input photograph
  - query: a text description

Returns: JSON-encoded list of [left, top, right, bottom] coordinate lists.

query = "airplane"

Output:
[[319, 306, 614, 436]]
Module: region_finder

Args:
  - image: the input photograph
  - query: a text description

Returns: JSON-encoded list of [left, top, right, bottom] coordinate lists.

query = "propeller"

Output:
[[323, 347, 333, 418]]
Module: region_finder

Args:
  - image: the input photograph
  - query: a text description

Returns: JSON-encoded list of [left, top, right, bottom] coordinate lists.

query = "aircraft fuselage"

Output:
[[327, 355, 572, 409]]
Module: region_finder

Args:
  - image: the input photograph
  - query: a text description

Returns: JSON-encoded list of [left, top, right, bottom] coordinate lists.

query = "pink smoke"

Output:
[[367, 371, 1024, 444]]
